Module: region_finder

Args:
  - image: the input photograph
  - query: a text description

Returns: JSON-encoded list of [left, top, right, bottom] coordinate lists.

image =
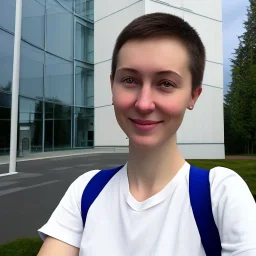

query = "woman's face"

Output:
[[111, 37, 202, 148]]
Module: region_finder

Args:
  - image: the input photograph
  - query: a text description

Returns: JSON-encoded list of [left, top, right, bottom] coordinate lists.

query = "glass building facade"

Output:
[[0, 0, 94, 155]]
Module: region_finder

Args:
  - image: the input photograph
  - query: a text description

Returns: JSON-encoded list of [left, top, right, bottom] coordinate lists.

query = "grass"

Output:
[[0, 160, 255, 255], [0, 238, 43, 256], [188, 159, 256, 195]]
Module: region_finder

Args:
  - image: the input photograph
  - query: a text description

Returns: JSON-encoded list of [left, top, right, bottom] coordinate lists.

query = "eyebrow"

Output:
[[116, 68, 182, 79]]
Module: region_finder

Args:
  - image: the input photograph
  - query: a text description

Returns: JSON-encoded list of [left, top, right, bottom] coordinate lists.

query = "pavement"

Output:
[[0, 151, 128, 244], [0, 147, 129, 174]]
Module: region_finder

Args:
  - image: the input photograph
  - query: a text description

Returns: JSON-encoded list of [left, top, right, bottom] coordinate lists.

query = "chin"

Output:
[[128, 135, 164, 149]]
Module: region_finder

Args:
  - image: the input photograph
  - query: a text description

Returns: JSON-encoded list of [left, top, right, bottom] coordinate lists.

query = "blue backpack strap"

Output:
[[189, 165, 222, 256], [81, 165, 124, 227]]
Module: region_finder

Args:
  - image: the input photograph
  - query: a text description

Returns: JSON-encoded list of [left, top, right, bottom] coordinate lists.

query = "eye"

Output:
[[122, 77, 136, 84], [160, 80, 177, 88]]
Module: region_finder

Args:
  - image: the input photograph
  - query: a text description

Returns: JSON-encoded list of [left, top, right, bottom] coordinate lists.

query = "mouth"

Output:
[[129, 118, 163, 131], [130, 119, 163, 125]]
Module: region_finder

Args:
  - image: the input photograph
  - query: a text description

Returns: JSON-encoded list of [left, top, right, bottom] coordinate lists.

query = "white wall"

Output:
[[94, 0, 225, 159]]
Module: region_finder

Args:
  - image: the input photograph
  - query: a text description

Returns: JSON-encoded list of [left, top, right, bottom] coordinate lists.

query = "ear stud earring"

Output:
[[188, 106, 194, 110]]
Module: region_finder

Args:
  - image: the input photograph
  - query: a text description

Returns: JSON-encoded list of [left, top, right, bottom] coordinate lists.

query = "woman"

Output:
[[38, 13, 256, 255]]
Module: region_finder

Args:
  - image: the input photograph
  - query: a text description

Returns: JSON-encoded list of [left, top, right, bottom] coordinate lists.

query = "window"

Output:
[[22, 0, 45, 48], [76, 22, 94, 63], [46, 0, 73, 60], [59, 0, 73, 10], [75, 0, 94, 21], [45, 54, 73, 105], [74, 107, 94, 147], [0, 0, 16, 32], [75, 66, 94, 107], [19, 42, 44, 99], [0, 31, 14, 93], [19, 97, 43, 122]]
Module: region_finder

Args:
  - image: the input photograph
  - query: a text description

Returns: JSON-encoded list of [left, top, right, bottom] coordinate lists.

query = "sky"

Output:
[[222, 0, 249, 94]]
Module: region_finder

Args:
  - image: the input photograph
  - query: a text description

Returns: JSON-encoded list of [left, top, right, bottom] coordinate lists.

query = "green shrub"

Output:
[[0, 238, 43, 256]]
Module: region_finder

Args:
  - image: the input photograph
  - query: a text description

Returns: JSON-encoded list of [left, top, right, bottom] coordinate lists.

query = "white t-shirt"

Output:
[[38, 162, 256, 255]]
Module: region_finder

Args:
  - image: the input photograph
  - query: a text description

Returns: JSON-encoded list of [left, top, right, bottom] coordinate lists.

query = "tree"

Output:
[[225, 0, 256, 154]]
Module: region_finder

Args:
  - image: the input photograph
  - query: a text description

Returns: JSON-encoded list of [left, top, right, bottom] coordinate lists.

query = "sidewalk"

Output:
[[0, 147, 129, 165]]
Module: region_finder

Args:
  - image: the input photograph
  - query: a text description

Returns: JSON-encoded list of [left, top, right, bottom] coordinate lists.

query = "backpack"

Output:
[[81, 165, 221, 256]]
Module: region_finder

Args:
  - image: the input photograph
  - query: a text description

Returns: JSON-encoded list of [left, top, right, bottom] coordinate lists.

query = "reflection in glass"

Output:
[[0, 31, 14, 93], [0, 120, 11, 155], [75, 0, 94, 21], [75, 67, 94, 107], [0, 106, 11, 120], [54, 120, 71, 149], [44, 120, 53, 151], [0, 0, 95, 154], [19, 97, 43, 153], [74, 107, 94, 147], [31, 120, 43, 152], [45, 54, 73, 105], [46, 0, 73, 60], [0, 91, 11, 154], [0, 92, 12, 108], [76, 23, 94, 63], [19, 97, 42, 121], [22, 0, 45, 48], [59, 0, 73, 10], [54, 104, 71, 119], [0, 0, 16, 32], [19, 42, 44, 99], [45, 102, 54, 119]]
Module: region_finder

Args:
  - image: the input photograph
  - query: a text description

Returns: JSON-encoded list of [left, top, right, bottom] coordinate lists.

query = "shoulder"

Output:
[[64, 169, 101, 210], [208, 167, 256, 252], [209, 166, 250, 196], [208, 166, 255, 218]]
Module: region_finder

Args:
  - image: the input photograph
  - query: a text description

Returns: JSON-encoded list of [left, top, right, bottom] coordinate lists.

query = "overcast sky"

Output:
[[222, 0, 249, 94]]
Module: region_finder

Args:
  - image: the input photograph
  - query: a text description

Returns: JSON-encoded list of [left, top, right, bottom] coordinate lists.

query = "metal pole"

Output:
[[9, 0, 23, 174]]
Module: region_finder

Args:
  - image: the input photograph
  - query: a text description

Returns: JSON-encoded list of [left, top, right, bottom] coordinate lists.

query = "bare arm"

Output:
[[37, 236, 79, 256]]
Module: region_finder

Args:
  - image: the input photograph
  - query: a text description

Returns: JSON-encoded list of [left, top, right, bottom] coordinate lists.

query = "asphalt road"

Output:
[[0, 153, 128, 244]]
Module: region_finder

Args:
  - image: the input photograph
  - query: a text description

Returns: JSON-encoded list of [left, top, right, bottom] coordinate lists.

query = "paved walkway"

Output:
[[0, 147, 129, 166], [0, 153, 128, 244]]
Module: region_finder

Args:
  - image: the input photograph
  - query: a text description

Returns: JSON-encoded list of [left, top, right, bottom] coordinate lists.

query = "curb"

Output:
[[0, 150, 128, 166]]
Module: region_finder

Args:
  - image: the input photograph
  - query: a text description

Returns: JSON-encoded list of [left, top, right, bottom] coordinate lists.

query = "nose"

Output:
[[134, 84, 155, 114]]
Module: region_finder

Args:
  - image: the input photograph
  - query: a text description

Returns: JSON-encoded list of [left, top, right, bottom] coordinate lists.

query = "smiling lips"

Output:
[[129, 118, 163, 131]]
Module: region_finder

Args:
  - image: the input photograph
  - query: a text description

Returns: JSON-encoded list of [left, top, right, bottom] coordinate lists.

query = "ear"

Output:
[[188, 87, 202, 107]]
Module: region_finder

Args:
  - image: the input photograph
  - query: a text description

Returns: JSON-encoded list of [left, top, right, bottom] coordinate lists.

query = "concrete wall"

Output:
[[94, 0, 225, 159]]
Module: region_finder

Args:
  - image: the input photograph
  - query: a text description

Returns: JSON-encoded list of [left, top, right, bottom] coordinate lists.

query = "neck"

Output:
[[127, 135, 186, 199]]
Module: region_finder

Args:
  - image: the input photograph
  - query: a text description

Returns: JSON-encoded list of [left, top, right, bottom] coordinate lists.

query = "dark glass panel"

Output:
[[75, 0, 94, 21], [44, 120, 53, 151], [54, 119, 71, 149], [22, 0, 45, 47], [46, 0, 73, 60], [45, 54, 73, 105], [54, 104, 71, 119], [76, 23, 94, 63], [74, 107, 93, 147], [31, 120, 43, 152], [0, 120, 11, 155], [0, 31, 14, 93], [45, 102, 54, 119], [75, 67, 93, 106], [0, 0, 16, 32], [0, 92, 11, 108], [19, 42, 44, 99]]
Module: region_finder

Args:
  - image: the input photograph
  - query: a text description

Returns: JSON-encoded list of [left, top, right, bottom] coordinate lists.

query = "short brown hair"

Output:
[[111, 12, 206, 90]]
